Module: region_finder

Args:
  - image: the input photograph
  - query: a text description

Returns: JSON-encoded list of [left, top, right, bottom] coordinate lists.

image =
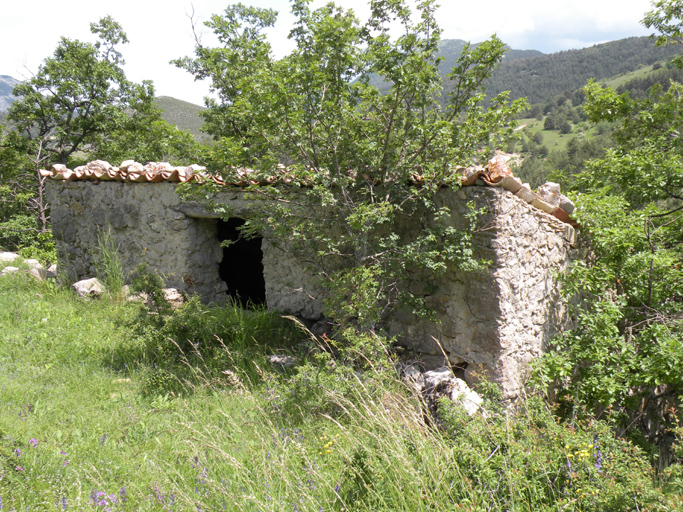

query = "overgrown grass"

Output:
[[0, 269, 679, 510], [93, 229, 126, 300]]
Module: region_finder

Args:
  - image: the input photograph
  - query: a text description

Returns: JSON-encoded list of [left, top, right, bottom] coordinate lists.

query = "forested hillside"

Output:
[[482, 36, 682, 104], [155, 96, 212, 145], [0, 75, 18, 111]]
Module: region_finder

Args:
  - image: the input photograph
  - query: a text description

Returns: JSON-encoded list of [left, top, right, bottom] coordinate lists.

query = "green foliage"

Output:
[[5, 16, 198, 169], [0, 17, 205, 259], [0, 213, 55, 262], [0, 127, 53, 254], [539, 1, 683, 463], [93, 228, 126, 298], [7, 17, 156, 166], [175, 0, 524, 336], [438, 396, 669, 511], [644, 0, 683, 68], [129, 262, 171, 318], [0, 270, 678, 510]]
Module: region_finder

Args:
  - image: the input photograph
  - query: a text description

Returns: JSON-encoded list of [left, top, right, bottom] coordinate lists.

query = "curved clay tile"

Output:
[[486, 155, 513, 183], [160, 168, 181, 182], [105, 167, 121, 180], [41, 158, 579, 225], [143, 165, 164, 182]]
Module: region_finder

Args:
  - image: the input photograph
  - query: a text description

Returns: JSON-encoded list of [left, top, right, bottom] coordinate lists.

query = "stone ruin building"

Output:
[[43, 157, 578, 398]]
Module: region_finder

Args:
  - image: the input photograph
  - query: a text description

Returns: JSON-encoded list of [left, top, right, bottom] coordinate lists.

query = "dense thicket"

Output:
[[538, 0, 683, 466]]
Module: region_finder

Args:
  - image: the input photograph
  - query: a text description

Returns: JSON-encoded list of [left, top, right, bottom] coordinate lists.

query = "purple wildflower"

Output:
[[155, 481, 164, 503], [14, 448, 20, 458], [119, 487, 127, 503], [15, 466, 23, 472], [593, 435, 603, 474], [29, 438, 38, 448], [61, 497, 67, 510], [99, 433, 107, 445]]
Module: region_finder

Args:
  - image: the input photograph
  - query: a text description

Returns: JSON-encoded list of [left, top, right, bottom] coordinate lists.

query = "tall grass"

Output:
[[93, 228, 126, 298], [0, 269, 677, 510]]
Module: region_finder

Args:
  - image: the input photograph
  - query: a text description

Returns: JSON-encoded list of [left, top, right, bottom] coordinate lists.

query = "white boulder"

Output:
[[72, 278, 104, 298]]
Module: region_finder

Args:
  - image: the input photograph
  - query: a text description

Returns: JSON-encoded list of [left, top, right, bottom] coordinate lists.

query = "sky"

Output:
[[0, 0, 658, 106]]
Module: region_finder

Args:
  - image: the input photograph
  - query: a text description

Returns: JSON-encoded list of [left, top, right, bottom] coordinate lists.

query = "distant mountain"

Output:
[[437, 39, 544, 75], [368, 36, 681, 108], [0, 75, 19, 112], [482, 36, 683, 104], [4, 35, 682, 141], [367, 39, 542, 91]]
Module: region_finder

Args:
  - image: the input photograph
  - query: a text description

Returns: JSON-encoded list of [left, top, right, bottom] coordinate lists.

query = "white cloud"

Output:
[[0, 0, 659, 105]]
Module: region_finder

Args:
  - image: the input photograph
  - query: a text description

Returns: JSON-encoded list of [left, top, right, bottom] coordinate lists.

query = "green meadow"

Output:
[[0, 260, 678, 511]]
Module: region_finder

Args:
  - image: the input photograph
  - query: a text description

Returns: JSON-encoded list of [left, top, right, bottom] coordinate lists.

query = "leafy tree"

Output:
[[540, 1, 683, 464], [7, 17, 160, 166], [557, 119, 572, 134], [643, 0, 683, 68], [1, 17, 202, 254], [175, 0, 526, 335]]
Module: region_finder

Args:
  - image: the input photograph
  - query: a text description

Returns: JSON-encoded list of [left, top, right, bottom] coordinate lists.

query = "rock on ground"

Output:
[[0, 252, 20, 263], [73, 278, 104, 298], [268, 355, 298, 371], [402, 365, 484, 417]]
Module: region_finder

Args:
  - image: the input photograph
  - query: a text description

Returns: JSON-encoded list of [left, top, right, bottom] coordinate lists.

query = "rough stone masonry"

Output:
[[45, 163, 576, 398]]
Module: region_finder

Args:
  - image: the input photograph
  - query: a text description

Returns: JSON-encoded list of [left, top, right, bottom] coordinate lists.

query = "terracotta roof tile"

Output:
[[40, 158, 579, 226]]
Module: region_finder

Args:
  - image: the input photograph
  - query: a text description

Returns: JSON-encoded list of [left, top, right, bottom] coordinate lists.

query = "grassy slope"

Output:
[[514, 62, 668, 165], [601, 63, 657, 89], [155, 96, 213, 146], [0, 261, 675, 510], [516, 117, 599, 154]]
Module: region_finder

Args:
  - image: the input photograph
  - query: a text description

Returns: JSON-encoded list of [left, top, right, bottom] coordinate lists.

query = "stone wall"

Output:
[[47, 180, 575, 397], [386, 186, 576, 397], [47, 181, 325, 316]]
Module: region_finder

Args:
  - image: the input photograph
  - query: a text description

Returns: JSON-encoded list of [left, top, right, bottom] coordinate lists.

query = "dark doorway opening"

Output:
[[217, 218, 266, 307]]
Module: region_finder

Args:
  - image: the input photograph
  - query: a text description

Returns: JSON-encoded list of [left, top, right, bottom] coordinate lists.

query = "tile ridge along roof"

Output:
[[40, 157, 579, 226], [39, 159, 296, 186]]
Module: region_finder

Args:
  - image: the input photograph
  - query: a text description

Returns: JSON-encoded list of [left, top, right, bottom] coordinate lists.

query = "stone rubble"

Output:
[[0, 253, 49, 281], [0, 252, 20, 263], [162, 288, 185, 309], [402, 364, 485, 417]]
